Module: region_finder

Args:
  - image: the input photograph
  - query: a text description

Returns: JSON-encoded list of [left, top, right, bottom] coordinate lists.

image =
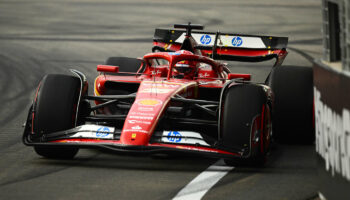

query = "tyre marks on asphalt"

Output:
[[0, 49, 41, 127], [173, 159, 234, 200], [0, 149, 101, 188]]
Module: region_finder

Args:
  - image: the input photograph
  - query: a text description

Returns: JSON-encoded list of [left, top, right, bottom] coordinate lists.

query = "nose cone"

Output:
[[119, 80, 196, 146], [120, 131, 149, 146]]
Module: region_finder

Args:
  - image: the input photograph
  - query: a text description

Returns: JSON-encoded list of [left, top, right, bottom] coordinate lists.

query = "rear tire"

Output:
[[221, 84, 269, 166], [33, 74, 81, 159], [268, 66, 314, 143]]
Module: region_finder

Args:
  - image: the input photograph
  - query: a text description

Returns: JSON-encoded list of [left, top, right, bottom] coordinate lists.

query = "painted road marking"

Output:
[[173, 159, 234, 200]]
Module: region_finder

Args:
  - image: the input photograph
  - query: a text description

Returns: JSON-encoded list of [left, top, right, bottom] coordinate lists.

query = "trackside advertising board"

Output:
[[313, 60, 350, 199]]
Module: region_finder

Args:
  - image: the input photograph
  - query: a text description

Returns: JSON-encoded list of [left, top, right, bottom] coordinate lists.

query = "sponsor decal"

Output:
[[140, 88, 173, 94], [131, 112, 153, 116], [128, 120, 151, 125], [200, 34, 212, 45], [123, 129, 148, 133], [199, 64, 212, 70], [96, 127, 111, 138], [131, 125, 142, 130], [129, 115, 154, 120], [151, 70, 162, 75], [162, 131, 210, 146], [129, 112, 154, 116], [188, 33, 265, 48], [142, 82, 180, 88], [71, 125, 114, 139], [128, 120, 137, 124], [167, 131, 182, 143], [315, 88, 350, 181], [137, 106, 154, 112], [137, 99, 162, 106], [231, 36, 243, 47], [199, 72, 210, 78]]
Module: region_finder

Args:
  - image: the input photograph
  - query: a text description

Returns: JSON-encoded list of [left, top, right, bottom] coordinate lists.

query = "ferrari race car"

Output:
[[23, 23, 314, 166]]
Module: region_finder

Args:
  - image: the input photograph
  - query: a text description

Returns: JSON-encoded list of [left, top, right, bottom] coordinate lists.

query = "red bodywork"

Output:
[[87, 51, 242, 156]]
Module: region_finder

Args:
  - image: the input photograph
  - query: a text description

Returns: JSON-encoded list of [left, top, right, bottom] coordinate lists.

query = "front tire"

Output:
[[221, 84, 270, 166], [33, 74, 81, 159]]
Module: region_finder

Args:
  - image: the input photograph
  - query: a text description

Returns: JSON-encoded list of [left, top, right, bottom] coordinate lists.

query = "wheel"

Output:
[[221, 84, 270, 166], [32, 74, 81, 159], [267, 66, 314, 144], [105, 57, 142, 74]]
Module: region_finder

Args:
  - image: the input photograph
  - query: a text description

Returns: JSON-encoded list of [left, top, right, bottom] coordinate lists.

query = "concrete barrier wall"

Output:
[[313, 59, 350, 199]]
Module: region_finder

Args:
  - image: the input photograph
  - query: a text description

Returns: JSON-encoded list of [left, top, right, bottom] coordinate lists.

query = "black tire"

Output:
[[105, 57, 142, 74], [33, 74, 81, 159], [221, 84, 269, 166], [268, 66, 314, 143]]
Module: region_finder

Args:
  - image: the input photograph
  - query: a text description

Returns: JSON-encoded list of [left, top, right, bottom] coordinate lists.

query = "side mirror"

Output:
[[97, 65, 119, 73], [227, 73, 251, 81]]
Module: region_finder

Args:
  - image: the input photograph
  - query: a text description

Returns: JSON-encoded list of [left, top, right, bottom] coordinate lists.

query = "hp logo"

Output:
[[167, 131, 182, 142], [232, 36, 243, 47], [200, 35, 212, 45], [96, 127, 110, 138]]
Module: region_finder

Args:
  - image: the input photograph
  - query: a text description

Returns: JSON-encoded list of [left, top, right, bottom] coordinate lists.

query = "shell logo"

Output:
[[137, 99, 162, 106]]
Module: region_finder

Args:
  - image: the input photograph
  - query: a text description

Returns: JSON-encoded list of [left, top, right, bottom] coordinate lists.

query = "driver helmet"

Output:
[[173, 50, 197, 78]]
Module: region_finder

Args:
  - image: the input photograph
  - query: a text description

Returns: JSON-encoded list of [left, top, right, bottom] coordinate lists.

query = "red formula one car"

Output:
[[23, 23, 314, 165]]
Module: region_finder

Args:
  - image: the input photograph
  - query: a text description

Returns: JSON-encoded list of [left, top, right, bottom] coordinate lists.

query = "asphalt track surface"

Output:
[[0, 0, 323, 199]]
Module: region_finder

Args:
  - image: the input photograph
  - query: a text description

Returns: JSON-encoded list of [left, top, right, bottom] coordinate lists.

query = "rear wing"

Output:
[[153, 28, 288, 66]]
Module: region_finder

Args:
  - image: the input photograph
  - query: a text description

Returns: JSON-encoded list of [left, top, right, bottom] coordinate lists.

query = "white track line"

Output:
[[173, 159, 234, 200]]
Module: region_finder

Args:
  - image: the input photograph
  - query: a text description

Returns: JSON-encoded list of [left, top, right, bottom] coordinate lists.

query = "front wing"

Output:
[[23, 124, 243, 159]]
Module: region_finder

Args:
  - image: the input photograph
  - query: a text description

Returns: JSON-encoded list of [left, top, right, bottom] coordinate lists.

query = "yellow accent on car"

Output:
[[94, 77, 101, 96]]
